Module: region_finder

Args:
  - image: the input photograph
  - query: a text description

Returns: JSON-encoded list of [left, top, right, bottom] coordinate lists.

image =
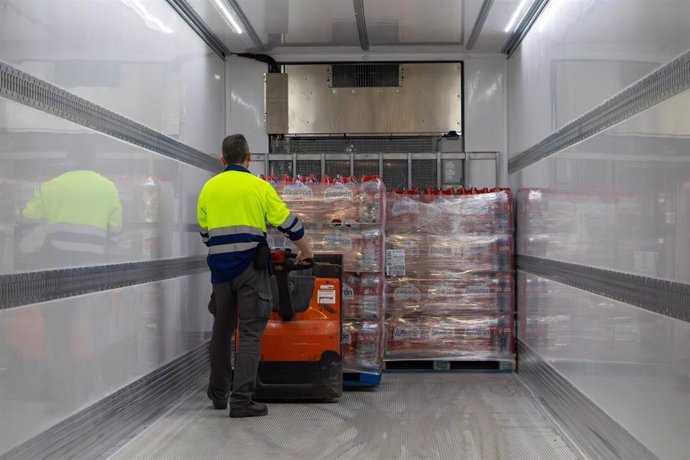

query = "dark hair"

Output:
[[222, 134, 249, 165]]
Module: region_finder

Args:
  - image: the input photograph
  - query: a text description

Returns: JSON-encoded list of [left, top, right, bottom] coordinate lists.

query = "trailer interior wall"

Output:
[[226, 55, 269, 162], [508, 1, 690, 458], [0, 0, 221, 454], [463, 56, 508, 186]]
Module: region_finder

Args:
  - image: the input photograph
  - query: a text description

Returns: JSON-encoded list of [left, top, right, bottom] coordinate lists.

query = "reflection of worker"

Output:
[[22, 149, 122, 267], [198, 134, 313, 418]]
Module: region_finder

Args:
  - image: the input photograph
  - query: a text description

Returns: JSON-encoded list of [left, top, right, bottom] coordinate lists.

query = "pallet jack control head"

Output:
[[271, 249, 314, 272], [271, 249, 315, 321]]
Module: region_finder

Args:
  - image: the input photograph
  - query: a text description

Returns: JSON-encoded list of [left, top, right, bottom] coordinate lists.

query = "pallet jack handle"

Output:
[[271, 249, 314, 321]]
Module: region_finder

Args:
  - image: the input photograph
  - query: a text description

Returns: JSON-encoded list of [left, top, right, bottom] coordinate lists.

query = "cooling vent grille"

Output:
[[330, 64, 401, 88]]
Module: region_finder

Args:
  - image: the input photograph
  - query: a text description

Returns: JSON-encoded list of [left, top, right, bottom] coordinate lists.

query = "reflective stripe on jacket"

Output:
[[197, 164, 304, 284]]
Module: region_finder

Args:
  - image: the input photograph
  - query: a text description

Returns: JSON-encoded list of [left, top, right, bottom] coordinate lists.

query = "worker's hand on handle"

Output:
[[296, 249, 314, 263], [293, 235, 314, 263]]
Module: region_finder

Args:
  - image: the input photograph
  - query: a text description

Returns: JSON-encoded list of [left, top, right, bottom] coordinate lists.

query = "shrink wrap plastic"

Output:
[[385, 188, 516, 361], [385, 274, 514, 317], [385, 315, 515, 360], [342, 320, 383, 373]]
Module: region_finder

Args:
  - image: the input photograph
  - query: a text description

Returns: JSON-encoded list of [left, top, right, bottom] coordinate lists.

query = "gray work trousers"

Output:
[[208, 264, 272, 408]]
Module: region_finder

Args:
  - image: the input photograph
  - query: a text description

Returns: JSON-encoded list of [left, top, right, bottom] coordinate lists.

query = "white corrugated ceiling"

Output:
[[186, 0, 532, 57]]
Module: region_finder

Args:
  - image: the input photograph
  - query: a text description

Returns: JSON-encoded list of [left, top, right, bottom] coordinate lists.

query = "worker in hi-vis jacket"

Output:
[[21, 148, 122, 268], [19, 146, 122, 413], [197, 134, 313, 418]]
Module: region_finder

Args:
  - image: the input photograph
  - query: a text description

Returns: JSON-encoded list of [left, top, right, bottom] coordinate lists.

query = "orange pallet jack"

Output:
[[253, 250, 344, 402]]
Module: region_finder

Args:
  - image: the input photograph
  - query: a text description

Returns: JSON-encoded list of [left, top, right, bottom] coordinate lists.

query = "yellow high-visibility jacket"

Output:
[[23, 170, 122, 255], [197, 164, 303, 284]]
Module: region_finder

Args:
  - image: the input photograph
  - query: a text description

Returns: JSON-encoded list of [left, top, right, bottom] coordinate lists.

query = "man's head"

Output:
[[221, 134, 251, 167]]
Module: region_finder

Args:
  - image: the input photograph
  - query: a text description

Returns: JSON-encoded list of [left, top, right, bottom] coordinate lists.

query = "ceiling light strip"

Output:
[[164, 0, 230, 58], [504, 0, 529, 33], [226, 0, 265, 52], [465, 0, 495, 50], [501, 0, 550, 57], [211, 0, 243, 34]]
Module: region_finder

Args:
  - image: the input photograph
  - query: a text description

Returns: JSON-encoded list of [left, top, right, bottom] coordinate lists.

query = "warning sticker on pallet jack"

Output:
[[317, 285, 336, 304]]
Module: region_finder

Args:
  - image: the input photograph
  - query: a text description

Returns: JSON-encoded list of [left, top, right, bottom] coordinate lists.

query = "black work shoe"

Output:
[[230, 401, 268, 418], [207, 386, 228, 410]]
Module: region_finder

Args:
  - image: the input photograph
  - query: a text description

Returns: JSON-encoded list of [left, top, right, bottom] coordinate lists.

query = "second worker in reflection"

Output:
[[22, 147, 123, 267]]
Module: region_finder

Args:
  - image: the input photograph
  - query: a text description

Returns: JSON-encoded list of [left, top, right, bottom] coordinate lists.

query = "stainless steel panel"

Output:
[[0, 0, 226, 155], [111, 373, 580, 460], [0, 273, 212, 455], [265, 72, 288, 134], [518, 272, 690, 459], [285, 63, 462, 135]]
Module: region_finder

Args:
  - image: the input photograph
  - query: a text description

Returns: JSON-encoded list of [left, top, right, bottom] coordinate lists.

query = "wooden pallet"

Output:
[[384, 359, 515, 372]]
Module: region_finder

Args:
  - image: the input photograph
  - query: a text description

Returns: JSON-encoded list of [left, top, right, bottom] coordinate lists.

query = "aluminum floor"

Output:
[[109, 373, 582, 460]]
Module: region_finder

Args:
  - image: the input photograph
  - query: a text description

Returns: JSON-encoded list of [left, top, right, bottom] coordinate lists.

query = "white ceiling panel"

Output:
[[284, 0, 358, 45], [185, 0, 257, 52], [363, 0, 464, 45], [236, 0, 359, 47], [182, 0, 553, 56]]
